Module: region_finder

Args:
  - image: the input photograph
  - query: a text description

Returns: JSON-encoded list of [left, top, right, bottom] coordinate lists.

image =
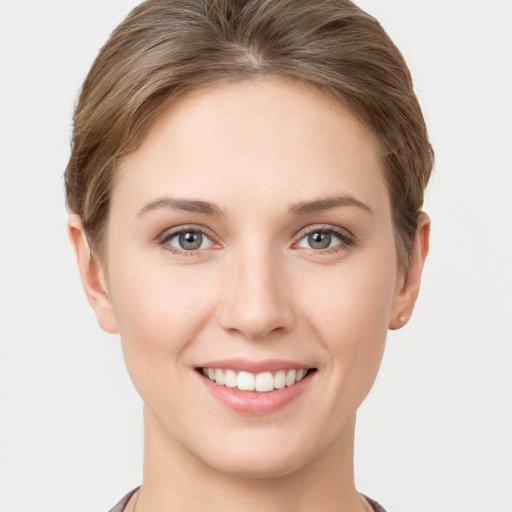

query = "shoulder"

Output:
[[108, 488, 139, 512], [107, 488, 386, 512]]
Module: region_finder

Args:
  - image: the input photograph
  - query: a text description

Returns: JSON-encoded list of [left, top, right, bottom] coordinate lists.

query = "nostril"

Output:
[[217, 275, 295, 340]]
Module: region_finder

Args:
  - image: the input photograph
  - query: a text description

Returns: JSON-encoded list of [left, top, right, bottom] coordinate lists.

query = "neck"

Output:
[[134, 406, 368, 512]]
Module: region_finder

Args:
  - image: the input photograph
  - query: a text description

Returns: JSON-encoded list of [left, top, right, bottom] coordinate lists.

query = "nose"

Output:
[[218, 246, 294, 340]]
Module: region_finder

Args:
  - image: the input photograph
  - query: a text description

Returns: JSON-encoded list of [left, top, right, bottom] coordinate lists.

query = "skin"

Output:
[[69, 78, 429, 512]]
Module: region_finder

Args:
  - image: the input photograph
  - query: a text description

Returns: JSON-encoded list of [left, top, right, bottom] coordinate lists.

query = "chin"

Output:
[[205, 449, 310, 480], [187, 426, 329, 480]]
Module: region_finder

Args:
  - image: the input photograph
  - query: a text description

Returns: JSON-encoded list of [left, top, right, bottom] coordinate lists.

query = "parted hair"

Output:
[[65, 0, 433, 269]]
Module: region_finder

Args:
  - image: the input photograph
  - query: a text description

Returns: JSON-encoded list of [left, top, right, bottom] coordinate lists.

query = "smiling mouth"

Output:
[[198, 367, 317, 393]]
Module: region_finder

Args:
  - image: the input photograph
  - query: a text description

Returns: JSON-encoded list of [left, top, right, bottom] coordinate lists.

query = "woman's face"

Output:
[[88, 78, 412, 477]]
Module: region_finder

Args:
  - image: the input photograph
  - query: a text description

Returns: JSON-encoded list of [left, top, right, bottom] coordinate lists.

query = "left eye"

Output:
[[165, 230, 213, 251], [297, 230, 343, 250]]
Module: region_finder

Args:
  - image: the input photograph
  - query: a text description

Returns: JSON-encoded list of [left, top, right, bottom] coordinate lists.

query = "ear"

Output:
[[67, 214, 119, 334], [389, 212, 430, 330]]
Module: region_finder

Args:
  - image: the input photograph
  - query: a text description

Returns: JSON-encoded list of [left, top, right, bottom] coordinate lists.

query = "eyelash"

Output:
[[293, 225, 356, 255], [157, 225, 355, 256], [158, 225, 217, 256]]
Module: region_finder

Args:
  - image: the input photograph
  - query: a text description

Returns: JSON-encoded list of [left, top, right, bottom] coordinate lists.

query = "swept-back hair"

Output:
[[65, 0, 433, 269]]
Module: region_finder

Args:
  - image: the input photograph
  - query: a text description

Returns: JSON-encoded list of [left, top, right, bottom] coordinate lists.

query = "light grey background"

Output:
[[0, 1, 511, 511]]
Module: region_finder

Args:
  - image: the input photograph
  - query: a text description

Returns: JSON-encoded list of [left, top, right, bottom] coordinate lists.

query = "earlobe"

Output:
[[389, 212, 430, 330], [67, 214, 119, 334]]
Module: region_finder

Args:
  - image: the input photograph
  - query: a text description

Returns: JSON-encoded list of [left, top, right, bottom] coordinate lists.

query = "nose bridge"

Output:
[[219, 240, 293, 339]]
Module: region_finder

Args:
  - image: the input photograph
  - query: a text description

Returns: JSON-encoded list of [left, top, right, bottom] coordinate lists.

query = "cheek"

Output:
[[303, 252, 396, 336], [299, 249, 397, 388], [107, 256, 218, 385], [111, 250, 215, 327]]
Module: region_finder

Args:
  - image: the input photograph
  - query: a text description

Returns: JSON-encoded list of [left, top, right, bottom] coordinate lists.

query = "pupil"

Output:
[[179, 231, 202, 250], [308, 232, 331, 249]]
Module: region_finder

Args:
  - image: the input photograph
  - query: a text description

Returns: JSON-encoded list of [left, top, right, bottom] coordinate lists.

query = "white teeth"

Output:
[[202, 367, 310, 392], [274, 370, 286, 389], [224, 369, 237, 388], [255, 371, 274, 392], [214, 368, 225, 385], [237, 371, 255, 391], [296, 369, 307, 382], [285, 369, 296, 387]]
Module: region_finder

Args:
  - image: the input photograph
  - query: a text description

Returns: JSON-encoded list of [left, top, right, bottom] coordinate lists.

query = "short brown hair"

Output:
[[65, 0, 433, 269]]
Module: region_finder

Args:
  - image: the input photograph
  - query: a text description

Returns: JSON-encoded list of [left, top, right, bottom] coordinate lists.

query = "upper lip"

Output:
[[197, 358, 315, 373]]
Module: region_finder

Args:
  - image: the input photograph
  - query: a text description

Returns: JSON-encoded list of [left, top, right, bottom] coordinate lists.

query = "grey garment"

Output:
[[108, 488, 138, 512], [364, 494, 388, 512], [109, 487, 388, 512]]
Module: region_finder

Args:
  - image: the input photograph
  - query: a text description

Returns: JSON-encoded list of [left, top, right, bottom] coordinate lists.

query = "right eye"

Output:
[[162, 228, 214, 253]]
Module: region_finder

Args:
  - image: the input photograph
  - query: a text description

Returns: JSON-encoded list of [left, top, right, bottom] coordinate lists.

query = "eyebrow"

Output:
[[289, 195, 373, 216], [137, 197, 224, 217], [137, 194, 372, 218]]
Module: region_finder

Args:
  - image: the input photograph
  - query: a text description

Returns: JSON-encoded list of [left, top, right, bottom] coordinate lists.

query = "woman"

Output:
[[65, 0, 433, 510]]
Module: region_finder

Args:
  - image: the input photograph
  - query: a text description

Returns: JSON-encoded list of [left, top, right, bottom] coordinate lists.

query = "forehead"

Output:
[[115, 77, 389, 217]]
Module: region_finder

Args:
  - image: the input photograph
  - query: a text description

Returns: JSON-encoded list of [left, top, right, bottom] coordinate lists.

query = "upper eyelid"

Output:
[[158, 226, 219, 255], [293, 224, 354, 241], [158, 224, 217, 242], [156, 223, 354, 249], [291, 226, 356, 254]]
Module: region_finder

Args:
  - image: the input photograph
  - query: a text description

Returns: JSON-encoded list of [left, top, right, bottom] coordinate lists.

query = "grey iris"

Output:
[[179, 231, 203, 250], [308, 232, 331, 249]]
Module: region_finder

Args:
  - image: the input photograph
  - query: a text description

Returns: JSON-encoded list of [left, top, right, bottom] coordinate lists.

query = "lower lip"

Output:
[[198, 372, 314, 414]]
